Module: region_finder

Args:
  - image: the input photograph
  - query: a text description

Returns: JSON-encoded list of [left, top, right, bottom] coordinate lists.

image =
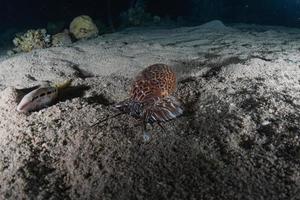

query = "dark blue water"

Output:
[[1, 0, 300, 30], [1, 0, 300, 54]]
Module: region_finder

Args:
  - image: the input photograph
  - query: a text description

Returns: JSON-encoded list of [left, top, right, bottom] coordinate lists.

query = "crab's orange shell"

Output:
[[130, 64, 176, 101]]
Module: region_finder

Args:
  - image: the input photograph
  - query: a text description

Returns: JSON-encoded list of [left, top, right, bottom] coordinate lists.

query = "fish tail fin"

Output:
[[54, 79, 73, 90]]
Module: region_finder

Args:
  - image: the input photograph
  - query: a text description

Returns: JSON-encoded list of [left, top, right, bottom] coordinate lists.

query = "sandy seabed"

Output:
[[0, 20, 300, 199]]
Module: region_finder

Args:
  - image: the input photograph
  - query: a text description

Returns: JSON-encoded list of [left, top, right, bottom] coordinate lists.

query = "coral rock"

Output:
[[69, 15, 99, 40], [52, 30, 72, 47], [12, 29, 51, 52]]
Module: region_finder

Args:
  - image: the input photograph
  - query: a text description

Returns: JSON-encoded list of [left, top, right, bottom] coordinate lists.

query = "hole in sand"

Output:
[[84, 94, 112, 106], [58, 85, 90, 102]]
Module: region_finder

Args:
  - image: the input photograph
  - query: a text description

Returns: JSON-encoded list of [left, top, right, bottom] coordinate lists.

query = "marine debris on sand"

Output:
[[0, 20, 300, 199]]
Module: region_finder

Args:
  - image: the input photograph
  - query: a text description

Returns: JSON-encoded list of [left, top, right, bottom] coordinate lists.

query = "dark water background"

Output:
[[0, 0, 299, 52], [1, 0, 300, 30]]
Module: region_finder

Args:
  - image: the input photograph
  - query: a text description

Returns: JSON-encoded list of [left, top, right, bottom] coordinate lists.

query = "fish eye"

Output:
[[31, 96, 39, 101]]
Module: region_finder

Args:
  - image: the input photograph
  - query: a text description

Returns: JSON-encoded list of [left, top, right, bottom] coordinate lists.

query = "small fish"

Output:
[[17, 79, 72, 113]]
